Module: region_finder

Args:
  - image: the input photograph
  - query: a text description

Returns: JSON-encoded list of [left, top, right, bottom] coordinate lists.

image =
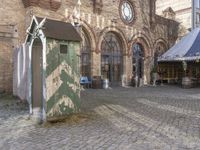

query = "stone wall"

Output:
[[156, 0, 192, 31], [0, 40, 13, 93], [0, 0, 25, 93]]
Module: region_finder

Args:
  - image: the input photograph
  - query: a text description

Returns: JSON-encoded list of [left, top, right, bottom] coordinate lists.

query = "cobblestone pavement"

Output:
[[1, 85, 200, 150]]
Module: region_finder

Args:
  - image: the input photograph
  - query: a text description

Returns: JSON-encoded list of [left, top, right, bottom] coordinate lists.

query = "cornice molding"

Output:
[[22, 0, 61, 11]]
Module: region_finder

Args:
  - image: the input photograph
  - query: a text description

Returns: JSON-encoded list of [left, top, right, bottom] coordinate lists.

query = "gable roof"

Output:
[[26, 16, 82, 43], [163, 7, 175, 14], [158, 28, 200, 62]]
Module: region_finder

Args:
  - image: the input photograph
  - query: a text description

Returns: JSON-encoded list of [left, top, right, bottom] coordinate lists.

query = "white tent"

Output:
[[158, 28, 200, 62]]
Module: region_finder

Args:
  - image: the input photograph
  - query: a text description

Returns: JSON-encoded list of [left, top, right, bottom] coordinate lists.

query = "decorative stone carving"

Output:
[[162, 7, 176, 20], [22, 0, 61, 11], [22, 0, 39, 7], [93, 0, 103, 15], [50, 0, 62, 11]]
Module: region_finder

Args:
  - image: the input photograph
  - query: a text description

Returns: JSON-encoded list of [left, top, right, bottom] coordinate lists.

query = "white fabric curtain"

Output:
[[13, 43, 30, 101]]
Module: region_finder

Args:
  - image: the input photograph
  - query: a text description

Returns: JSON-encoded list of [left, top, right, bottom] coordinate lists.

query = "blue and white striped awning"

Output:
[[158, 28, 200, 62]]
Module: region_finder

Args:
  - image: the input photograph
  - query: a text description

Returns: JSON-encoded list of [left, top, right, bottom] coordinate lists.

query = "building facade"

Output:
[[0, 0, 179, 93], [156, 0, 200, 35], [193, 0, 200, 29]]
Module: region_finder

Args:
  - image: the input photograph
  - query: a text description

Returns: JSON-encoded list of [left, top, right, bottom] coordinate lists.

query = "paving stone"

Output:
[[0, 85, 200, 149]]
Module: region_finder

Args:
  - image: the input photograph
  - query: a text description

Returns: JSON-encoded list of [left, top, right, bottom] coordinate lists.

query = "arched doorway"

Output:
[[101, 32, 123, 85], [32, 39, 43, 121], [132, 43, 144, 87], [81, 29, 91, 77]]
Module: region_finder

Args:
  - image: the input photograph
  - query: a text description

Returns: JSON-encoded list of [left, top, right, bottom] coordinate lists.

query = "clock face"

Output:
[[120, 1, 135, 24]]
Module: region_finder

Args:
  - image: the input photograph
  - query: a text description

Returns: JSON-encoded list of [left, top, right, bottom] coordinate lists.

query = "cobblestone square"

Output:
[[0, 85, 200, 150]]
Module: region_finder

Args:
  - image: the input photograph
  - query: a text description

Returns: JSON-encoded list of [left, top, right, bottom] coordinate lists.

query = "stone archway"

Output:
[[80, 22, 97, 77], [129, 33, 152, 57], [81, 21, 96, 52], [101, 32, 123, 85], [130, 35, 152, 85], [154, 39, 167, 53], [154, 39, 168, 66], [97, 26, 128, 55], [98, 27, 128, 86], [98, 26, 128, 86]]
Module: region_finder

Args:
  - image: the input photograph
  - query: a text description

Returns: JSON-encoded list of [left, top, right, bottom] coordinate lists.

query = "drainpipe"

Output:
[[192, 0, 195, 30]]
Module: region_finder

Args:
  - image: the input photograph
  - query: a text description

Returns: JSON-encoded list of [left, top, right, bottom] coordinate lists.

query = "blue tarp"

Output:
[[158, 28, 200, 62]]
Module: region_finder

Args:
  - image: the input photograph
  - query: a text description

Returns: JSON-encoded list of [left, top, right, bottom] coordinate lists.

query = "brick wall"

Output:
[[0, 0, 25, 93], [0, 0, 179, 92], [0, 40, 13, 93]]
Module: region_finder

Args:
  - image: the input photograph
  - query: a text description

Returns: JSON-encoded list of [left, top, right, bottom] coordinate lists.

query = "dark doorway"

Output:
[[32, 39, 43, 116]]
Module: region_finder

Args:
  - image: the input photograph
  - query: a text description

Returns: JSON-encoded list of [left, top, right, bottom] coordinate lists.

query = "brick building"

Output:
[[0, 0, 179, 93]]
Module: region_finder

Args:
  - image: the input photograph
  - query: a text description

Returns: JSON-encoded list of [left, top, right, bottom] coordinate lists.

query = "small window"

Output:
[[60, 44, 68, 54]]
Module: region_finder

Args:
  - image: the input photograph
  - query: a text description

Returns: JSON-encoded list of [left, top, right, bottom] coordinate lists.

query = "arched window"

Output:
[[133, 43, 144, 58], [154, 42, 166, 66], [81, 30, 91, 77], [101, 32, 123, 82]]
